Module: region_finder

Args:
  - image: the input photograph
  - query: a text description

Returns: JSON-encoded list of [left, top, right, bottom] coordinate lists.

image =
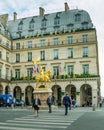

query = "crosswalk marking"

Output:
[[7, 120, 71, 125], [0, 126, 50, 130], [15, 117, 75, 122], [0, 110, 84, 130], [0, 122, 67, 129]]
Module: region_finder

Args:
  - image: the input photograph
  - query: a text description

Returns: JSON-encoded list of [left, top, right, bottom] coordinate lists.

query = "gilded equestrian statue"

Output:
[[32, 57, 51, 88]]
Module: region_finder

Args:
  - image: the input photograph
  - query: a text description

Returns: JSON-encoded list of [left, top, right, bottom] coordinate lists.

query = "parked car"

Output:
[[15, 99, 25, 106], [0, 94, 13, 107]]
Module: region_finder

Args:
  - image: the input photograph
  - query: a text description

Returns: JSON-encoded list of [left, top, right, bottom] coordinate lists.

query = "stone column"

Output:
[[76, 88, 80, 107], [92, 88, 98, 106]]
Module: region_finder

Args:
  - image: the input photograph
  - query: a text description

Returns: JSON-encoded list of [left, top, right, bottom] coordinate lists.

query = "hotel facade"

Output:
[[0, 3, 100, 106]]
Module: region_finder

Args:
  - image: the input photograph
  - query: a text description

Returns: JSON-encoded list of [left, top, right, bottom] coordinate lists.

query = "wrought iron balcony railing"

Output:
[[12, 38, 96, 50]]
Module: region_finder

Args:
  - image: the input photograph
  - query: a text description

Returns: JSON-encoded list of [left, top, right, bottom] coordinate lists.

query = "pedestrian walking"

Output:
[[13, 97, 16, 108], [33, 95, 41, 117], [63, 93, 71, 115], [46, 94, 54, 113], [72, 98, 76, 109], [99, 100, 102, 107], [7, 98, 10, 107]]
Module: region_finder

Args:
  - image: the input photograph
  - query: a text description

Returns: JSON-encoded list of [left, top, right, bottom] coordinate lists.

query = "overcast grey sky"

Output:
[[0, 0, 104, 96]]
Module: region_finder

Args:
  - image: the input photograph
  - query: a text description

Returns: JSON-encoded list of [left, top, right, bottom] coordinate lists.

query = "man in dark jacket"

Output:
[[46, 94, 54, 113], [63, 93, 71, 115]]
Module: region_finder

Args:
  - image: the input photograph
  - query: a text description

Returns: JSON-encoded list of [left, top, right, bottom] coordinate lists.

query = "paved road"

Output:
[[0, 106, 104, 130]]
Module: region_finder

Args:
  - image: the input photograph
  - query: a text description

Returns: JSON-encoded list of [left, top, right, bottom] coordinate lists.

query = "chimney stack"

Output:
[[13, 12, 17, 21], [64, 2, 69, 12], [39, 7, 45, 16]]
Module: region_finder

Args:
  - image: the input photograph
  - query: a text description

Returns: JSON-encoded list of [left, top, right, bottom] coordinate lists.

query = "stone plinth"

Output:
[[33, 87, 52, 109]]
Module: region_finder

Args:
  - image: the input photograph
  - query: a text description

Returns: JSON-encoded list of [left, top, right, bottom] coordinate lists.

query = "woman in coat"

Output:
[[33, 95, 41, 117]]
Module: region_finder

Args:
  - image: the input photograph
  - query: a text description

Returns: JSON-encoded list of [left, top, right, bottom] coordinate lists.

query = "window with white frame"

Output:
[[28, 52, 32, 61], [18, 24, 22, 31], [27, 68, 32, 77], [68, 65, 74, 75], [40, 51, 45, 60], [40, 39, 45, 47], [16, 53, 20, 62], [54, 38, 58, 45], [18, 21, 23, 31], [29, 22, 34, 30], [68, 36, 73, 44], [6, 52, 9, 62], [53, 66, 59, 76], [6, 42, 9, 48], [68, 48, 73, 58], [54, 49, 58, 59], [67, 24, 74, 30], [16, 43, 20, 49], [29, 18, 34, 30], [82, 35, 88, 42], [75, 14, 81, 22], [83, 47, 88, 57], [82, 22, 88, 29], [54, 17, 60, 26], [41, 19, 47, 28], [28, 41, 32, 48], [15, 69, 20, 78], [82, 64, 89, 74]]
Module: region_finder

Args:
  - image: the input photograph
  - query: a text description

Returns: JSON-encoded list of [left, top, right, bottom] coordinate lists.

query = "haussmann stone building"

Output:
[[0, 2, 101, 107]]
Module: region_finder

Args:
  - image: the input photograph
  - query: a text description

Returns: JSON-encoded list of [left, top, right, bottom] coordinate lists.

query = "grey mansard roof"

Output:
[[7, 9, 93, 39]]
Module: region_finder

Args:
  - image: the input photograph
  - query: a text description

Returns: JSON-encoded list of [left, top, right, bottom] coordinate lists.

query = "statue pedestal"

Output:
[[33, 87, 52, 109]]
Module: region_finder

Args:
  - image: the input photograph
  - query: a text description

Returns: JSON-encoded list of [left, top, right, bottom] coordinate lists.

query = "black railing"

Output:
[[12, 38, 96, 50]]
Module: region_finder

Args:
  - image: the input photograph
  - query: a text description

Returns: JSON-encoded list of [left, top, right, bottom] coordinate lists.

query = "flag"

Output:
[[32, 66, 36, 73], [32, 65, 39, 73], [64, 64, 66, 72]]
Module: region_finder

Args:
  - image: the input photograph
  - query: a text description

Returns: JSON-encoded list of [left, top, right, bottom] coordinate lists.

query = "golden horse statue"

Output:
[[35, 68, 51, 87], [32, 57, 51, 88]]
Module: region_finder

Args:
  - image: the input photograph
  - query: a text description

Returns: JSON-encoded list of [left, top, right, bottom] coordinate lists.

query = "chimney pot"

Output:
[[64, 2, 69, 12], [39, 7, 45, 16], [13, 12, 17, 21]]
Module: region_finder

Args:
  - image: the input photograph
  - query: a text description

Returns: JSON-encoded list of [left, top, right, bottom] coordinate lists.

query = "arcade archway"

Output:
[[13, 86, 22, 99], [5, 86, 10, 94], [25, 86, 34, 106], [52, 85, 62, 106], [80, 84, 92, 107], [65, 84, 76, 99]]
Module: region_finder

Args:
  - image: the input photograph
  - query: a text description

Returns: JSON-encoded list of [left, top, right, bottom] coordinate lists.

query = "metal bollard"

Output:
[[92, 104, 96, 111]]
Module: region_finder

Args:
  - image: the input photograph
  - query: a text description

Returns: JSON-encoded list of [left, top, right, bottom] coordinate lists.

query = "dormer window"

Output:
[[41, 16, 47, 29], [67, 23, 74, 30], [82, 22, 88, 29], [18, 20, 23, 31], [54, 13, 60, 26], [29, 18, 35, 30], [75, 14, 81, 22]]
